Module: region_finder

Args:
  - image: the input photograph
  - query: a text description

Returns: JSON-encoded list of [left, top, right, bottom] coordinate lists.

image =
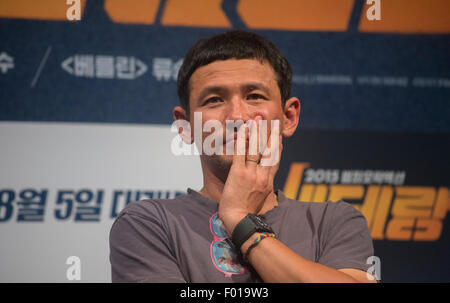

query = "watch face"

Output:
[[251, 215, 272, 232], [254, 216, 265, 226]]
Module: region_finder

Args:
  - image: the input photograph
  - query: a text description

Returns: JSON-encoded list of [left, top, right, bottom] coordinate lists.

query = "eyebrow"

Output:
[[196, 82, 271, 104]]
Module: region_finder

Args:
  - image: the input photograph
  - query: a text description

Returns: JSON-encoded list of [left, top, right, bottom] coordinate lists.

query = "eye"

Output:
[[203, 96, 223, 105], [247, 93, 267, 100]]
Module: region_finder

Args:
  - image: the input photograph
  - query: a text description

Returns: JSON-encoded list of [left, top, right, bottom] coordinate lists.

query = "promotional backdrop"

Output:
[[1, 0, 449, 282]]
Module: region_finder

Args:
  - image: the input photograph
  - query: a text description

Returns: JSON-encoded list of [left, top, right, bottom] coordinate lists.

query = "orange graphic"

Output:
[[386, 186, 448, 241], [359, 0, 450, 34], [298, 184, 328, 203], [392, 187, 435, 217], [104, 0, 160, 24], [413, 218, 442, 241], [283, 162, 309, 199], [237, 0, 354, 31], [432, 187, 449, 219], [0, 0, 86, 21], [0, 0, 448, 34], [283, 162, 449, 241], [386, 217, 415, 241], [355, 185, 382, 228], [161, 0, 231, 28], [368, 186, 393, 240]]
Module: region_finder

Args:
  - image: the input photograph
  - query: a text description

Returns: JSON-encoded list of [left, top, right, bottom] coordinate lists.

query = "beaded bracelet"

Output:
[[243, 232, 276, 263]]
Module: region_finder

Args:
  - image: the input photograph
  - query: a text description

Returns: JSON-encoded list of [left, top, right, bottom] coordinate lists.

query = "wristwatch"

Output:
[[231, 214, 274, 251]]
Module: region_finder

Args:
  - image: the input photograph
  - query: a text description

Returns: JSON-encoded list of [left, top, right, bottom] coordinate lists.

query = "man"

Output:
[[109, 30, 376, 283]]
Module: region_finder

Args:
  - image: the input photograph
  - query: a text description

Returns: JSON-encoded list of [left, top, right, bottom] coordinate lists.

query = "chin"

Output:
[[201, 154, 233, 175], [211, 154, 233, 170]]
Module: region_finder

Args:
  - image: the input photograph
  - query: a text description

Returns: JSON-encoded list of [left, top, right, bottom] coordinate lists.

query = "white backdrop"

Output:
[[0, 121, 203, 282]]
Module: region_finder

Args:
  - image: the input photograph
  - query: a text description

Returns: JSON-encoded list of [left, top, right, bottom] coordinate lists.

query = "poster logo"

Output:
[[283, 162, 449, 241]]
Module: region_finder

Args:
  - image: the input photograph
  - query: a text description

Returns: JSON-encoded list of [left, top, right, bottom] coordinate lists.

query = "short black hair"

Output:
[[177, 30, 292, 112]]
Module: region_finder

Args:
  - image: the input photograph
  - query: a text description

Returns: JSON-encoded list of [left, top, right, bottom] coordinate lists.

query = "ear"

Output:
[[173, 106, 193, 144], [281, 97, 301, 138]]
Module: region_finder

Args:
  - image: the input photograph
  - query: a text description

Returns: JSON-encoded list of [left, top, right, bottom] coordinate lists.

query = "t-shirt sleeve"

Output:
[[317, 201, 374, 272], [109, 204, 186, 283]]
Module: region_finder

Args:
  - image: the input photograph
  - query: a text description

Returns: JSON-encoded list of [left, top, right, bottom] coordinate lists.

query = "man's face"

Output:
[[186, 58, 288, 170]]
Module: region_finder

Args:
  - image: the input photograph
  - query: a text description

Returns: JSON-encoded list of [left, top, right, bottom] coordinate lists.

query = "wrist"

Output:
[[230, 214, 275, 255], [240, 232, 260, 254], [218, 210, 247, 236], [241, 232, 276, 263]]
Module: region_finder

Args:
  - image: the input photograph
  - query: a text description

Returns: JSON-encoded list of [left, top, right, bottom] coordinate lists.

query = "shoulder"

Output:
[[118, 194, 190, 217], [275, 191, 374, 271], [280, 191, 362, 220], [109, 193, 196, 246], [111, 189, 216, 230], [278, 192, 368, 232], [114, 193, 192, 223]]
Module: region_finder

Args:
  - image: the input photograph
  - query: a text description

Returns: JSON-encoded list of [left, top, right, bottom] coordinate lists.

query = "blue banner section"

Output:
[[1, 0, 449, 131]]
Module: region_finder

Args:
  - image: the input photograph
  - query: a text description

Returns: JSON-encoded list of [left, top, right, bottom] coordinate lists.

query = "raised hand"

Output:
[[219, 118, 283, 235]]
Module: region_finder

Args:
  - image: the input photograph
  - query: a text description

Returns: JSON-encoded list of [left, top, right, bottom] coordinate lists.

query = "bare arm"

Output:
[[240, 230, 375, 283]]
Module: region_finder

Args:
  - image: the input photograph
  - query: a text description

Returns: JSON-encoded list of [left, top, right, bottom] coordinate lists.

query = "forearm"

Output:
[[241, 233, 361, 283]]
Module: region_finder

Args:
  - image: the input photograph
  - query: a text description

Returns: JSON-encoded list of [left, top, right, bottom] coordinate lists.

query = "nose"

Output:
[[227, 96, 250, 122]]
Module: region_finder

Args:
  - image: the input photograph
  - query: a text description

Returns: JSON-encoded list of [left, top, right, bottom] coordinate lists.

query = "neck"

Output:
[[198, 159, 227, 203]]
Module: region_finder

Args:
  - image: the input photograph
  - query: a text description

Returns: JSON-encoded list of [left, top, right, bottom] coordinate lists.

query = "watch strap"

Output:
[[231, 214, 274, 251]]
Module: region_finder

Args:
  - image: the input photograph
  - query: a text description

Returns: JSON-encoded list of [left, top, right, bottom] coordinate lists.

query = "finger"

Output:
[[257, 134, 282, 192], [260, 119, 281, 168], [258, 118, 268, 157], [233, 122, 247, 168], [268, 134, 283, 177], [258, 134, 281, 192], [246, 119, 259, 168]]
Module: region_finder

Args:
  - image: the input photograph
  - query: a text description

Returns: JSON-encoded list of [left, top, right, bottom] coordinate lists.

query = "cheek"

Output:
[[257, 106, 284, 137], [253, 104, 283, 122]]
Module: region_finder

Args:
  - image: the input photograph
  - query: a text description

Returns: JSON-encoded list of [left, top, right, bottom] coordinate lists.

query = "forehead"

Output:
[[189, 59, 278, 95]]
